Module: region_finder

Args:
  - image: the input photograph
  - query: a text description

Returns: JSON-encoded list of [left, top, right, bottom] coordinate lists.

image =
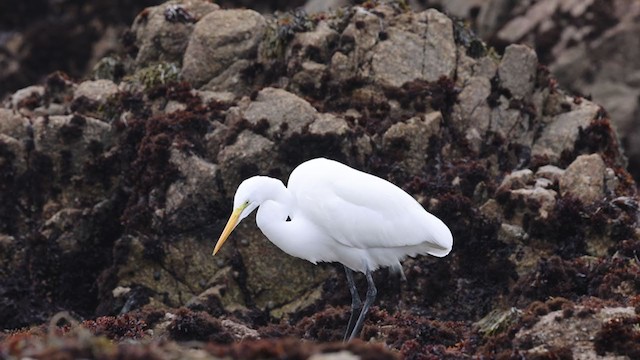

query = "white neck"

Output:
[[254, 181, 316, 262]]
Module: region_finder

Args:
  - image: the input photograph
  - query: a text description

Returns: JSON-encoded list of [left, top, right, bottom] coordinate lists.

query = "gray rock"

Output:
[[201, 59, 253, 94], [382, 112, 442, 175], [434, 0, 640, 178], [371, 28, 427, 88], [479, 199, 503, 221], [371, 9, 456, 87], [559, 153, 606, 204], [241, 87, 318, 139], [514, 306, 636, 359], [346, 7, 384, 53], [163, 149, 221, 230], [306, 111, 372, 172], [419, 9, 457, 82], [194, 90, 236, 104], [0, 109, 30, 139], [162, 100, 187, 114], [73, 79, 119, 103], [309, 113, 349, 136], [72, 79, 120, 120], [328, 6, 383, 85], [451, 76, 492, 152], [328, 51, 354, 85], [531, 100, 600, 162], [7, 85, 50, 118], [495, 223, 541, 277], [133, 0, 219, 66], [32, 115, 113, 177], [182, 9, 266, 88], [220, 319, 260, 340], [489, 97, 535, 146], [456, 53, 499, 86], [497, 169, 534, 192], [498, 224, 528, 245], [536, 164, 565, 183], [511, 187, 557, 219], [29, 115, 115, 209], [111, 234, 220, 308], [291, 61, 327, 94], [288, 21, 339, 64], [9, 85, 44, 110], [490, 165, 562, 228], [185, 283, 252, 316], [498, 44, 538, 99], [204, 122, 230, 160], [270, 285, 325, 319], [604, 167, 619, 196], [475, 307, 522, 337], [41, 208, 84, 254], [534, 178, 553, 189], [217, 130, 277, 194]]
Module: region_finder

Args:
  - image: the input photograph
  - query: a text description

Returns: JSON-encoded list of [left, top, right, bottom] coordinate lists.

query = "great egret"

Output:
[[213, 157, 453, 341]]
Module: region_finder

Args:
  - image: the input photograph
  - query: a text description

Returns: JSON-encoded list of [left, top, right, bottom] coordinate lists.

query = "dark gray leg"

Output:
[[347, 266, 377, 341], [343, 265, 362, 342]]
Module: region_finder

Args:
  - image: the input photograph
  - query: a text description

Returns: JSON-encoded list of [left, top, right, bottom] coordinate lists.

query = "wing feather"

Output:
[[288, 158, 452, 255]]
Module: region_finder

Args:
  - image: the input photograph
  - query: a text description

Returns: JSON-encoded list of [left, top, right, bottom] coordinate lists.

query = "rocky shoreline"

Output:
[[1, 1, 639, 359]]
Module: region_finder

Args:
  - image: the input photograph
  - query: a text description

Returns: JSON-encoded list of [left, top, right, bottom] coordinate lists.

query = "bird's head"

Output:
[[212, 176, 275, 255]]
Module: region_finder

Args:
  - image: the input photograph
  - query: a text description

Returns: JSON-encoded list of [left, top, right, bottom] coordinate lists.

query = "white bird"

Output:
[[213, 157, 453, 341]]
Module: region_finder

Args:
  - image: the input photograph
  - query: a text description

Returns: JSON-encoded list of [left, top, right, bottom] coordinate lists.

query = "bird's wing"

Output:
[[288, 159, 452, 253]]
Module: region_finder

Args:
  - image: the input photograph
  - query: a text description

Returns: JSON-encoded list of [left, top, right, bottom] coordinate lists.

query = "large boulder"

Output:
[[181, 9, 266, 88], [132, 0, 220, 66], [371, 10, 456, 87]]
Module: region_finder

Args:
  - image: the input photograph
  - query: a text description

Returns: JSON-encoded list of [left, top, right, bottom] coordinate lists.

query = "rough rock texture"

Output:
[[1, 1, 639, 359], [242, 87, 318, 139], [531, 100, 601, 162], [5, 0, 640, 180], [372, 9, 456, 87], [419, 0, 640, 181], [498, 44, 538, 99], [181, 9, 267, 88], [513, 305, 637, 359], [132, 0, 220, 66], [0, 0, 312, 100], [559, 154, 606, 205], [382, 112, 442, 175]]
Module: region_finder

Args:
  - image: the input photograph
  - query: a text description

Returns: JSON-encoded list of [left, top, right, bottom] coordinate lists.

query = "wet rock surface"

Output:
[[1, 1, 639, 359]]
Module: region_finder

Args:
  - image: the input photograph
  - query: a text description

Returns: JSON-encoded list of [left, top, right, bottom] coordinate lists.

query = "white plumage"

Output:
[[213, 157, 453, 340]]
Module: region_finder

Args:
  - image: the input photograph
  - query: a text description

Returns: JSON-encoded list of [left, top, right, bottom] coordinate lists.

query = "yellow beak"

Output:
[[213, 206, 244, 255]]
